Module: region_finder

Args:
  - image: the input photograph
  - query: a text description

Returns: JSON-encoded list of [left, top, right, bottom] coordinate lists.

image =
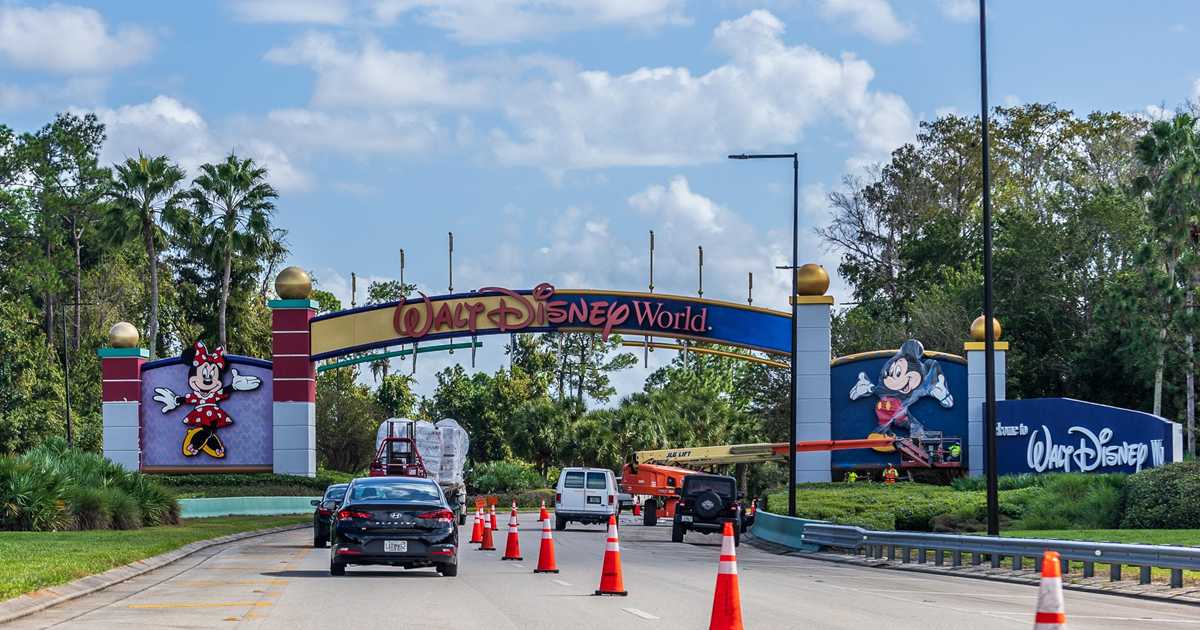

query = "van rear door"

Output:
[[561, 470, 587, 512], [584, 471, 610, 514]]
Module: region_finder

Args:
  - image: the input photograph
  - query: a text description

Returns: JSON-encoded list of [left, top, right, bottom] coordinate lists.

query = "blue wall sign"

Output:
[[995, 398, 1179, 475]]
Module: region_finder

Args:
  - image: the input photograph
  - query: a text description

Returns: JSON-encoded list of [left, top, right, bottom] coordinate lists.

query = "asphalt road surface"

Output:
[[8, 514, 1200, 629]]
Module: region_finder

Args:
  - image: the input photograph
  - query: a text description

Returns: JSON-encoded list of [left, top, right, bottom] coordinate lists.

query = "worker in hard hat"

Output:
[[846, 470, 858, 483], [883, 464, 899, 485]]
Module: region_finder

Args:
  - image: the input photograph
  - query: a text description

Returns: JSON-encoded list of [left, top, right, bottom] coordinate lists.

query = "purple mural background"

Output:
[[140, 357, 273, 468]]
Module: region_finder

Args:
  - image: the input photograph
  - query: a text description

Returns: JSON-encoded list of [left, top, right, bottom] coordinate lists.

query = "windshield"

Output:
[[686, 476, 735, 496], [323, 485, 347, 501], [348, 479, 442, 504]]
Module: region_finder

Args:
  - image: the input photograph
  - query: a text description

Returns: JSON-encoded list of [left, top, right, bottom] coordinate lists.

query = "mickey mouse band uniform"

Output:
[[152, 341, 261, 459]]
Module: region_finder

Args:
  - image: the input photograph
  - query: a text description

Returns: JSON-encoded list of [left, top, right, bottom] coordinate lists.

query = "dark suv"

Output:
[[672, 473, 743, 545]]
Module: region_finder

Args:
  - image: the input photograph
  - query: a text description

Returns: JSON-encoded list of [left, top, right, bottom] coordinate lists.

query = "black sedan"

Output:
[[329, 476, 458, 577], [311, 483, 348, 547]]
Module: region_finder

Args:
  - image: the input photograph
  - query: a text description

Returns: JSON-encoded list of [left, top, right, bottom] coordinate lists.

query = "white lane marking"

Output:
[[552, 579, 572, 587], [512, 563, 524, 568], [979, 612, 1200, 624], [622, 608, 660, 620]]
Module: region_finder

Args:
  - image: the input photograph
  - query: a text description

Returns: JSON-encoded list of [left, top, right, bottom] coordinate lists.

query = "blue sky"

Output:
[[2, 0, 1197, 399]]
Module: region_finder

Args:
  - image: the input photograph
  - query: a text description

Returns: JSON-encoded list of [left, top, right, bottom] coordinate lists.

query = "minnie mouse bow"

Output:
[[192, 341, 226, 368]]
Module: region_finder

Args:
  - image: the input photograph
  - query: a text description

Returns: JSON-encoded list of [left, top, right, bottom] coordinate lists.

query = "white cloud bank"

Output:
[[818, 0, 912, 44], [0, 4, 154, 73]]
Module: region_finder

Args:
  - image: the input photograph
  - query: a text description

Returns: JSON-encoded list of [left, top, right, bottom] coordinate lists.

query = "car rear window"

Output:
[[324, 486, 347, 501], [564, 471, 585, 489], [585, 472, 608, 490], [686, 477, 734, 496], [349, 480, 441, 503]]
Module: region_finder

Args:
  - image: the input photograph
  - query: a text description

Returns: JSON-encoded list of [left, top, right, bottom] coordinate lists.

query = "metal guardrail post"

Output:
[[1083, 561, 1094, 578], [1139, 566, 1152, 585], [1171, 569, 1184, 588], [1109, 563, 1122, 581]]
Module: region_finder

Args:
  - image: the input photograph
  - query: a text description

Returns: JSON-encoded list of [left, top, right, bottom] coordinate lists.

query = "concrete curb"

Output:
[[744, 534, 1200, 608], [0, 523, 308, 625]]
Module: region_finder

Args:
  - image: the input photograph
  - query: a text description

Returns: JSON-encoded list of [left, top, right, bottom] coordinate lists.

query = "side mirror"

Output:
[[310, 499, 320, 506]]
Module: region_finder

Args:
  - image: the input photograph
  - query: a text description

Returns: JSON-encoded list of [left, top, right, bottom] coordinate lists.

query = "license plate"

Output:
[[384, 540, 408, 553], [680, 515, 693, 523], [587, 496, 601, 504]]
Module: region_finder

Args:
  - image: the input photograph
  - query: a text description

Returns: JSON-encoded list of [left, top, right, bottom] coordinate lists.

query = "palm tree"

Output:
[[103, 153, 186, 357], [189, 153, 278, 348]]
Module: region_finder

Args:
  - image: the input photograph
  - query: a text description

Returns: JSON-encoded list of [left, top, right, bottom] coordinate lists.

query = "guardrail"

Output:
[[800, 522, 1200, 589], [749, 509, 824, 551], [179, 496, 320, 518]]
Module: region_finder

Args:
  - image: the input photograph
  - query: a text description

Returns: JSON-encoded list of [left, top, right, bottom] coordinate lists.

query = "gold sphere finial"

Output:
[[794, 263, 830, 296], [970, 315, 1002, 341], [108, 322, 139, 348], [275, 266, 312, 299]]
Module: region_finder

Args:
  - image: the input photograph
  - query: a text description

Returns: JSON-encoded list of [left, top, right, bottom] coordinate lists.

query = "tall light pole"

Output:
[[729, 151, 799, 517], [979, 0, 1000, 536]]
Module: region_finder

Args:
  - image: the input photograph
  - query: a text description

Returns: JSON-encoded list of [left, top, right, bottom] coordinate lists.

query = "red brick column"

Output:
[[270, 298, 318, 476], [98, 336, 148, 471]]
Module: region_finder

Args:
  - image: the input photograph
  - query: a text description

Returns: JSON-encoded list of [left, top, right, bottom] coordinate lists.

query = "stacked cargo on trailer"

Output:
[[372, 418, 471, 524]]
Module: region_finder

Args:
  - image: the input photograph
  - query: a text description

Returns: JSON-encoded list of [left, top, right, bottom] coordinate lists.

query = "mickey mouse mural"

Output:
[[152, 341, 262, 458], [848, 339, 954, 437]]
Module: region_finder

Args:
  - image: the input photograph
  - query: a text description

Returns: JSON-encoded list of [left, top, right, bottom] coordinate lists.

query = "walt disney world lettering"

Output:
[[392, 283, 710, 341]]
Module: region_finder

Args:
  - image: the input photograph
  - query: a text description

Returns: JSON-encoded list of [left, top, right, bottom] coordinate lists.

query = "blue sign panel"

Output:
[[830, 342, 968, 470], [995, 398, 1178, 475]]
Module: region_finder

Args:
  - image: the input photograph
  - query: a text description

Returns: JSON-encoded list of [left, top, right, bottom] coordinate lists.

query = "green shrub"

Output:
[[469, 488, 557, 510], [467, 460, 546, 494], [68, 487, 111, 530], [1018, 474, 1126, 530], [951, 473, 1043, 492], [101, 488, 142, 530], [1122, 461, 1200, 529]]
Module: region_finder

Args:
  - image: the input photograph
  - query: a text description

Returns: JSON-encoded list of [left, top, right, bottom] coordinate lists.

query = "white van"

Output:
[[554, 467, 617, 530]]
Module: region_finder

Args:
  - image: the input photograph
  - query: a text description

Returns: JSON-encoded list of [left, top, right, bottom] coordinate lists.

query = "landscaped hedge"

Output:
[[1122, 461, 1200, 529], [468, 488, 556, 510], [465, 459, 547, 495], [148, 470, 356, 498], [0, 440, 179, 531]]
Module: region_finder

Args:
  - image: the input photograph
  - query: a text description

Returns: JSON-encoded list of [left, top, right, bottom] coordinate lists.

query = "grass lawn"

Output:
[[1004, 529, 1200, 546], [0, 514, 308, 601], [765, 482, 1034, 531]]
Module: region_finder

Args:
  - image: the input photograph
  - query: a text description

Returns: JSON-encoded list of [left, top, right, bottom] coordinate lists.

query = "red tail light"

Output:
[[608, 495, 614, 505], [317, 508, 332, 516], [555, 493, 561, 504], [417, 509, 455, 523], [337, 509, 371, 521]]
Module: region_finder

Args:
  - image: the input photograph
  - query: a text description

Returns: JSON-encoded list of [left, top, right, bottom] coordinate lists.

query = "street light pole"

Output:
[[729, 151, 800, 517], [979, 0, 1000, 536]]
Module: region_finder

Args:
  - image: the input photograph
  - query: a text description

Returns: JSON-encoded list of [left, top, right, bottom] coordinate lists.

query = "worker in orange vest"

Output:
[[883, 464, 899, 485]]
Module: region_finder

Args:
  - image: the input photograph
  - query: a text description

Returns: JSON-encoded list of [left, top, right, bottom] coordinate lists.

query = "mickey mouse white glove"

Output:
[[231, 369, 261, 391], [849, 372, 874, 400], [930, 374, 953, 407], [153, 387, 179, 413]]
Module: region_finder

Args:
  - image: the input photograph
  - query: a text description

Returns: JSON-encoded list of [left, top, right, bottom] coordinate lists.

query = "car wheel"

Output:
[[314, 532, 326, 548], [671, 519, 684, 543], [330, 559, 346, 576], [555, 514, 566, 531], [642, 499, 657, 526], [437, 562, 459, 577]]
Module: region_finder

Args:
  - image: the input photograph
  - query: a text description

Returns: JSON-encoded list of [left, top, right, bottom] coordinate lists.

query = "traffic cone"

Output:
[[708, 521, 744, 630], [479, 513, 496, 551], [502, 509, 523, 561], [1033, 550, 1067, 629], [539, 501, 549, 523], [632, 501, 642, 517], [534, 513, 559, 573], [490, 504, 499, 532], [469, 507, 483, 544], [593, 515, 627, 596]]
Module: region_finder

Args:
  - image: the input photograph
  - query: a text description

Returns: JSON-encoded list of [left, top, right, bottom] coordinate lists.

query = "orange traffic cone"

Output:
[[539, 501, 549, 523], [490, 504, 499, 532], [534, 512, 559, 573], [1034, 550, 1067, 629], [470, 508, 483, 544], [479, 513, 496, 551], [594, 515, 627, 596], [708, 521, 744, 630], [632, 501, 641, 517], [502, 509, 523, 561]]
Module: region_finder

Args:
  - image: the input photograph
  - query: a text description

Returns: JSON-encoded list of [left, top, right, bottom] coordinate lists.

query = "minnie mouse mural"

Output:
[[849, 339, 954, 437], [152, 341, 261, 458]]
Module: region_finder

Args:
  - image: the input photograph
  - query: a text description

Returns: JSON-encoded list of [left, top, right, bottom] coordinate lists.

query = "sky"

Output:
[[2, 0, 1198, 400]]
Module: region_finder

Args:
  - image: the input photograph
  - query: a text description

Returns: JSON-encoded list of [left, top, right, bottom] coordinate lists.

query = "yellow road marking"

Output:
[[128, 601, 274, 610], [173, 579, 289, 586]]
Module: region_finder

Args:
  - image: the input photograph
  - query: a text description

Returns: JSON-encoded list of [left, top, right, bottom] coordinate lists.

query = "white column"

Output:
[[965, 341, 1007, 477], [794, 296, 833, 482]]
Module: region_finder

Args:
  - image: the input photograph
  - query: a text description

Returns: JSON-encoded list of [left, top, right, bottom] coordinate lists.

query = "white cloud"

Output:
[[0, 78, 107, 111], [491, 10, 915, 170], [819, 0, 912, 44], [265, 33, 489, 108], [372, 0, 689, 45], [938, 0, 978, 22], [0, 4, 153, 73], [255, 108, 444, 155], [91, 96, 310, 192], [229, 0, 350, 24], [1193, 78, 1200, 103]]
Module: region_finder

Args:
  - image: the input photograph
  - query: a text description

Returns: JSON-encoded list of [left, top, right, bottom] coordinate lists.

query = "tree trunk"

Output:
[[1154, 258, 1177, 417], [1191, 269, 1198, 456], [219, 228, 233, 349], [576, 336, 586, 404], [143, 216, 160, 359], [73, 221, 82, 352]]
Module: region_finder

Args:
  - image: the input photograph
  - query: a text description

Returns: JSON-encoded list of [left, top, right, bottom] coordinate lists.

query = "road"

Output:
[[8, 514, 1200, 629]]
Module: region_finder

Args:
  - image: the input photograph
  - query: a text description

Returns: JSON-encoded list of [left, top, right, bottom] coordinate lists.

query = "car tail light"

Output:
[[555, 493, 561, 504], [608, 495, 614, 505], [430, 547, 455, 556], [417, 509, 455, 523], [317, 508, 332, 516], [337, 509, 371, 521]]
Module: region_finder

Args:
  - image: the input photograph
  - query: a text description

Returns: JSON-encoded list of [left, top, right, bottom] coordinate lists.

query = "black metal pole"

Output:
[[979, 0, 999, 536], [62, 313, 73, 448], [790, 154, 799, 518]]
